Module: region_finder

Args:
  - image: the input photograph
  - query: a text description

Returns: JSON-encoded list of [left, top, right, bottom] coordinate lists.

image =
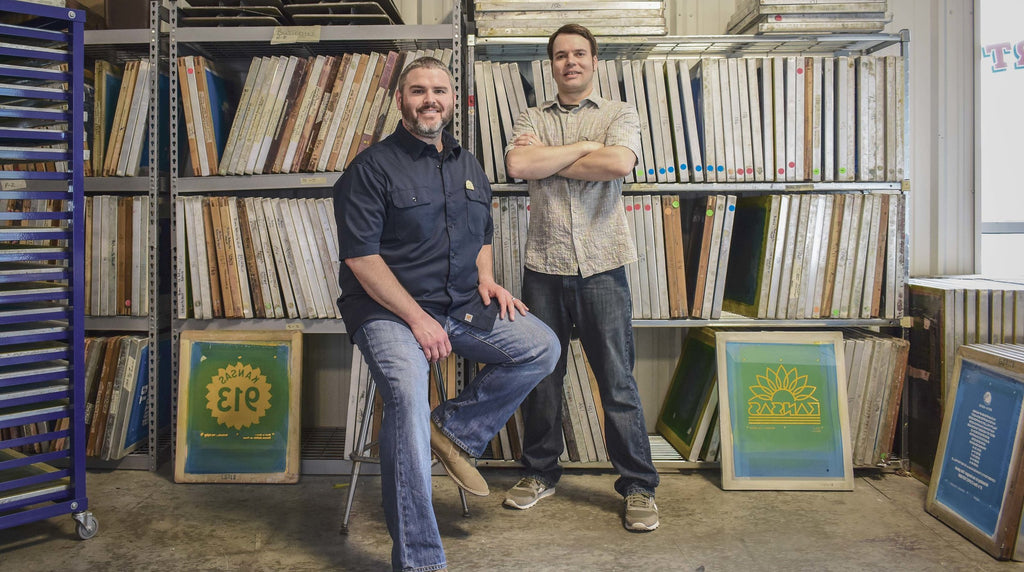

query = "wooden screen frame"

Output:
[[715, 330, 853, 491], [175, 329, 302, 484]]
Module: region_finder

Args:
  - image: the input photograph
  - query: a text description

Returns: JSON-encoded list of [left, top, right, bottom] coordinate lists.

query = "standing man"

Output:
[[503, 24, 660, 531], [334, 56, 559, 571]]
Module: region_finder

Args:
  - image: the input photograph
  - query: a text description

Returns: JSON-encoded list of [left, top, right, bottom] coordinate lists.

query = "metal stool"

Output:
[[340, 361, 470, 534]]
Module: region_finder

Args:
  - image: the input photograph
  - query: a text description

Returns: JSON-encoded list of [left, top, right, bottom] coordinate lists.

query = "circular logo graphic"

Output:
[[205, 362, 272, 429]]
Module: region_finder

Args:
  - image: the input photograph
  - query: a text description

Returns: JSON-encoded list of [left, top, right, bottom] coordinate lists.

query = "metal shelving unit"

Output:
[[0, 0, 96, 538], [167, 0, 464, 475], [466, 30, 909, 194], [464, 29, 912, 470], [80, 1, 169, 472]]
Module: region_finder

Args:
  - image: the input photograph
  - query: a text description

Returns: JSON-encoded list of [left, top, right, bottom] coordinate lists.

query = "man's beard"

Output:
[[402, 104, 453, 139]]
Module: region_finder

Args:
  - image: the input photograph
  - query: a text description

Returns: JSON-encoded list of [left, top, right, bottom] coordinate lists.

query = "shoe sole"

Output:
[[503, 487, 555, 510], [625, 520, 660, 532], [433, 454, 489, 497]]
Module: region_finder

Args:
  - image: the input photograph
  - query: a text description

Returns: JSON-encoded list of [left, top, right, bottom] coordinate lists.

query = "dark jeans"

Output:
[[519, 266, 659, 497]]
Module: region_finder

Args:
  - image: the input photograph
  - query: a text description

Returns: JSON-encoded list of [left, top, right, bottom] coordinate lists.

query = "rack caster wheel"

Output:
[[74, 512, 98, 540]]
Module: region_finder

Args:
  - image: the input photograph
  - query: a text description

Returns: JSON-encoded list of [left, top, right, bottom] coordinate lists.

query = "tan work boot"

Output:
[[429, 422, 489, 496]]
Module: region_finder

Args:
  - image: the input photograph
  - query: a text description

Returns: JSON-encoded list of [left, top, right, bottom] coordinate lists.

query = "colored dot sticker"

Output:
[[813, 168, 820, 175], [728, 204, 735, 211], [788, 161, 796, 168], [706, 164, 713, 171], [695, 165, 702, 172], [625, 204, 633, 211], [706, 209, 714, 216], [746, 167, 753, 175], [664, 167, 672, 174], [839, 167, 847, 174], [634, 203, 642, 209], [716, 165, 724, 172], [672, 200, 680, 208], [644, 204, 652, 211], [777, 167, 785, 174], [797, 67, 804, 74], [680, 163, 687, 170], [775, 15, 782, 21], [648, 168, 655, 175]]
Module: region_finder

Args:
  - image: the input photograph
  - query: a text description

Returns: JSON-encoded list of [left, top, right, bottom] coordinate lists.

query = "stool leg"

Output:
[[432, 362, 472, 518], [459, 487, 470, 517], [340, 378, 378, 534]]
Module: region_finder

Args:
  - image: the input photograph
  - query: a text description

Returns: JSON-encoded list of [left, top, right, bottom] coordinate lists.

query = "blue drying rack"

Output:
[[0, 0, 95, 539]]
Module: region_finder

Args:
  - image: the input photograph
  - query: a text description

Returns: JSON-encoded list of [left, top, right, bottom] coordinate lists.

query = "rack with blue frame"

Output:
[[0, 0, 96, 539]]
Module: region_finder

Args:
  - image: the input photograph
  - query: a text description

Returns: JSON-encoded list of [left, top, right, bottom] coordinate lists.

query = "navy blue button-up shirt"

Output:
[[333, 122, 496, 335]]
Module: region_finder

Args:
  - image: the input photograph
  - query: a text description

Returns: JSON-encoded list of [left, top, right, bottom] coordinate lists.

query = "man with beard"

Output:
[[503, 24, 661, 532], [333, 57, 559, 571]]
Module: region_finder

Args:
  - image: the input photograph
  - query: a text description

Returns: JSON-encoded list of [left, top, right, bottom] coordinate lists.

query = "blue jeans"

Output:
[[353, 312, 558, 572], [519, 267, 659, 497]]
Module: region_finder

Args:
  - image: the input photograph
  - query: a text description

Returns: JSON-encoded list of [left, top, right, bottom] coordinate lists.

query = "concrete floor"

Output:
[[0, 467, 1021, 571]]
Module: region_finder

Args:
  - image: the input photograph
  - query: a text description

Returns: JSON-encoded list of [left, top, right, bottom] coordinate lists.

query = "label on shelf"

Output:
[[271, 26, 321, 45]]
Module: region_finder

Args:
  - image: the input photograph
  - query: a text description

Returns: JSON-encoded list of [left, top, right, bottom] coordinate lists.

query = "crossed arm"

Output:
[[505, 132, 636, 181]]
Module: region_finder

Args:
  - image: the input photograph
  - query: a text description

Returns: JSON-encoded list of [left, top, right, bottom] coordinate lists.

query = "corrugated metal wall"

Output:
[[396, 0, 454, 26]]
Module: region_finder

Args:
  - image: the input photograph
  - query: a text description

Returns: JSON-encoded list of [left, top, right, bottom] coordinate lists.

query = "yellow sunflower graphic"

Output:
[[747, 365, 821, 425]]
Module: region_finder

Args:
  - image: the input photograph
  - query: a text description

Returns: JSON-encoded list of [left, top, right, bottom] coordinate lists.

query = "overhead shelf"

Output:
[[176, 172, 341, 194], [174, 24, 453, 61], [471, 32, 905, 61], [177, 318, 347, 335], [491, 181, 906, 194]]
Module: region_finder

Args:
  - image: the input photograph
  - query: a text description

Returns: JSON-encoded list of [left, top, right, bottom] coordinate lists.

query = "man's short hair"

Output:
[[397, 56, 454, 93], [547, 23, 598, 60]]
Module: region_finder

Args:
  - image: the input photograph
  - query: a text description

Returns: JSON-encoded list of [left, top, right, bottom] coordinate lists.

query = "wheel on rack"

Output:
[[74, 513, 98, 540]]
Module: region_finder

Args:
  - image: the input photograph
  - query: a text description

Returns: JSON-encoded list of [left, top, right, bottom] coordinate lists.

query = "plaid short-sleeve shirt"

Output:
[[506, 94, 641, 278]]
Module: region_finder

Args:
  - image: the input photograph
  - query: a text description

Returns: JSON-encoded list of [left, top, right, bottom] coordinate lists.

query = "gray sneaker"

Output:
[[503, 477, 555, 509], [624, 492, 659, 531]]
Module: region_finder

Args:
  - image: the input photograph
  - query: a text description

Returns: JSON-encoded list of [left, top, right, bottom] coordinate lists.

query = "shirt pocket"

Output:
[[385, 188, 434, 242], [465, 185, 490, 237], [579, 122, 611, 146]]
